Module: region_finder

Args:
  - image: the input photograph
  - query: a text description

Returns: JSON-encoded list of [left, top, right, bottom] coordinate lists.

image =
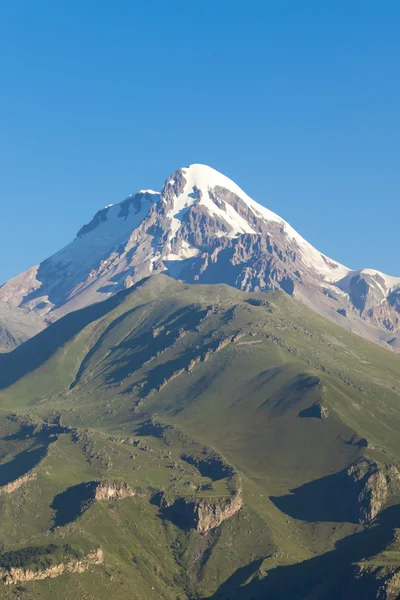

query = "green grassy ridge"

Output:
[[0, 275, 400, 597]]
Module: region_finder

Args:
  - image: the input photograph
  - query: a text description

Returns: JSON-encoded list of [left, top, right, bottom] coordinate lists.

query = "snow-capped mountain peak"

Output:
[[1, 163, 399, 350], [164, 163, 287, 236], [161, 164, 349, 283]]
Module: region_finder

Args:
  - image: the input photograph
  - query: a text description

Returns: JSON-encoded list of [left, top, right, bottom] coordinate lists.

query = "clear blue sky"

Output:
[[1, 1, 399, 283]]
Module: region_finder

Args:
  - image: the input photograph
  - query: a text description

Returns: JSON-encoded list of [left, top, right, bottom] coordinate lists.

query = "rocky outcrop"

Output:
[[347, 435, 374, 449], [94, 481, 135, 500], [272, 460, 400, 525], [0, 302, 44, 352], [340, 528, 400, 598], [342, 564, 400, 600], [0, 471, 37, 495], [298, 402, 329, 419], [51, 480, 135, 525], [160, 489, 243, 534], [143, 330, 251, 396], [0, 548, 104, 585], [347, 460, 400, 524], [192, 491, 243, 533]]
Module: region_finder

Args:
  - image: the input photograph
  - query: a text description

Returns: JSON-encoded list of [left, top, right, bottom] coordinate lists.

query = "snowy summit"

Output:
[[1, 163, 400, 350]]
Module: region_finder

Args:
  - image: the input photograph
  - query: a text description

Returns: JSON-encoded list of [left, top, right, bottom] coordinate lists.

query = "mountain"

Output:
[[0, 302, 44, 352], [1, 164, 399, 350], [0, 275, 400, 598]]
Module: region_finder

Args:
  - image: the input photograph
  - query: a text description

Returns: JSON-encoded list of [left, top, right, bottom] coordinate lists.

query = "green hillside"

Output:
[[0, 275, 399, 598]]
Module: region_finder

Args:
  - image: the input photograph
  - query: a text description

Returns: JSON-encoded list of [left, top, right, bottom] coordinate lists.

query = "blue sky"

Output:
[[1, 1, 399, 283]]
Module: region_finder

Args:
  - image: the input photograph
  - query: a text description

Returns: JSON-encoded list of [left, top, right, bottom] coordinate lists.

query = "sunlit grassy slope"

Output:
[[0, 275, 399, 598]]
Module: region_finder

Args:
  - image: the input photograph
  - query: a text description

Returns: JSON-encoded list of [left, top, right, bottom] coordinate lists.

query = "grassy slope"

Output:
[[0, 275, 399, 598]]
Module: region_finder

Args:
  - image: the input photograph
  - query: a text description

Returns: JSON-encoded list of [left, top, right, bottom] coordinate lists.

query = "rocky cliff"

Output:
[[341, 563, 400, 600], [191, 490, 243, 534], [0, 471, 37, 495], [0, 548, 104, 585], [0, 302, 44, 352], [94, 481, 135, 500], [160, 489, 243, 534], [347, 460, 400, 524]]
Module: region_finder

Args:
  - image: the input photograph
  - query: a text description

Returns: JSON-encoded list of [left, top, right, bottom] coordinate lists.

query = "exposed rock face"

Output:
[[367, 298, 400, 334], [0, 471, 37, 495], [342, 564, 400, 600], [1, 163, 399, 350], [348, 436, 374, 449], [272, 460, 400, 525], [0, 548, 104, 585], [161, 490, 243, 534], [298, 402, 329, 419], [345, 272, 385, 312], [0, 302, 44, 352], [346, 460, 400, 524], [94, 481, 135, 500], [192, 491, 243, 533]]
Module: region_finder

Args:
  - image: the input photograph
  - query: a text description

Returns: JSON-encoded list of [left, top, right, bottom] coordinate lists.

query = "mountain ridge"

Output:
[[1, 163, 399, 350]]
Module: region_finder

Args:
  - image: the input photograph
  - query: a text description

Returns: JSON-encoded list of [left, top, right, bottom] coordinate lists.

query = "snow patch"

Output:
[[338, 269, 400, 297], [165, 240, 199, 261], [50, 192, 158, 283], [138, 189, 160, 196], [360, 269, 400, 291], [169, 164, 350, 283]]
